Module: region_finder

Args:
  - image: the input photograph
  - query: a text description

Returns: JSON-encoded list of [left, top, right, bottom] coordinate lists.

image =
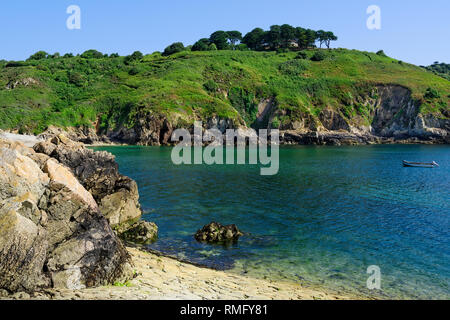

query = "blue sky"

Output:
[[0, 0, 448, 65]]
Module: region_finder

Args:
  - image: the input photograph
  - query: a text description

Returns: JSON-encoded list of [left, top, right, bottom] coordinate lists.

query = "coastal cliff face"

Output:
[[0, 139, 132, 293], [277, 85, 449, 145], [38, 84, 448, 146]]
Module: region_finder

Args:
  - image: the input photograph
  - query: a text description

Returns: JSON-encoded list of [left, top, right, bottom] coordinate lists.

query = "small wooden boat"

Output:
[[403, 161, 439, 168]]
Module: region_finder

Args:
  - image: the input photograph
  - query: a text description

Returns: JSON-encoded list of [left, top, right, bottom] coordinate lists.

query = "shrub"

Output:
[[271, 117, 280, 128], [162, 42, 185, 56], [236, 43, 249, 51], [424, 87, 440, 100], [128, 67, 140, 75], [124, 51, 143, 65], [68, 72, 85, 87], [81, 49, 104, 59], [295, 51, 308, 59], [5, 61, 29, 68], [208, 43, 218, 51], [279, 60, 309, 75], [310, 51, 326, 61], [28, 51, 48, 60], [203, 80, 219, 93], [376, 50, 387, 57], [192, 38, 210, 51]]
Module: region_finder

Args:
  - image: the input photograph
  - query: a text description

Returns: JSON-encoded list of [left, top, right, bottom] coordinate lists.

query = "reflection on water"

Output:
[[93, 145, 450, 299]]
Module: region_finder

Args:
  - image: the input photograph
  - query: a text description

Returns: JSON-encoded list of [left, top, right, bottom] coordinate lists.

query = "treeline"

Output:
[[20, 24, 337, 62], [165, 25, 337, 56]]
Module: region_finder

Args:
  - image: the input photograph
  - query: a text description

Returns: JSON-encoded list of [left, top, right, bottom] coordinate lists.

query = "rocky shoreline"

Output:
[[0, 133, 363, 300]]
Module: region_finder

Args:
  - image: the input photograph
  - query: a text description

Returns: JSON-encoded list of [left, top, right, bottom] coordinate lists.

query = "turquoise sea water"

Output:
[[93, 145, 449, 299]]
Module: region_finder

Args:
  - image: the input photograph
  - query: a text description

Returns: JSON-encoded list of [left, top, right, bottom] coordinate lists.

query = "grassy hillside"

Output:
[[0, 49, 448, 135]]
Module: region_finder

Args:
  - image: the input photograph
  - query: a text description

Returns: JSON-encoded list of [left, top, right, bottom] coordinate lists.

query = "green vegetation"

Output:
[[0, 47, 448, 134], [113, 281, 133, 287], [188, 25, 337, 53], [163, 42, 185, 56], [424, 62, 450, 81]]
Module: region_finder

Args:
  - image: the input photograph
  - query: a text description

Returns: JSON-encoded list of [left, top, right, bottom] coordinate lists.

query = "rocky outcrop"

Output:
[[106, 113, 174, 146], [33, 135, 143, 231], [0, 139, 132, 293], [271, 85, 449, 145], [195, 222, 243, 243], [118, 221, 158, 244], [38, 125, 110, 145]]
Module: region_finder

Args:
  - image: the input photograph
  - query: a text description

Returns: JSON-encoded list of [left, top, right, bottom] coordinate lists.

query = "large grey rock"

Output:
[[0, 141, 132, 293], [0, 200, 49, 292], [34, 135, 142, 229]]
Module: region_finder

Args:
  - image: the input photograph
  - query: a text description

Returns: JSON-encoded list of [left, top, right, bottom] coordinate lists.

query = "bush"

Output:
[[376, 50, 387, 57], [68, 72, 85, 87], [271, 117, 280, 129], [124, 51, 143, 65], [424, 87, 440, 100], [310, 51, 326, 61], [163, 42, 185, 56], [203, 80, 219, 93], [208, 43, 218, 51], [236, 43, 249, 51], [128, 67, 140, 75], [295, 51, 308, 59], [28, 51, 48, 60], [192, 38, 210, 51], [5, 61, 29, 68], [279, 60, 309, 75], [81, 49, 104, 59]]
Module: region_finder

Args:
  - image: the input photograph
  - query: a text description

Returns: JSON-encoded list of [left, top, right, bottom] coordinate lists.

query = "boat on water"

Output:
[[403, 161, 439, 168]]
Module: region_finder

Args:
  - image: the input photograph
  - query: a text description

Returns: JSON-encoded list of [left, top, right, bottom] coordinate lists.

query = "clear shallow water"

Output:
[[93, 145, 450, 299]]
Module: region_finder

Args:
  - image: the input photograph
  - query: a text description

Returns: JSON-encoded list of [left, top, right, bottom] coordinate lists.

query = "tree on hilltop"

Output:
[[226, 31, 243, 48], [209, 31, 230, 50]]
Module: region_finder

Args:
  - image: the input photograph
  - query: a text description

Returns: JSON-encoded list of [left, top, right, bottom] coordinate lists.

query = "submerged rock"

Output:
[[195, 222, 243, 243], [0, 139, 132, 293]]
